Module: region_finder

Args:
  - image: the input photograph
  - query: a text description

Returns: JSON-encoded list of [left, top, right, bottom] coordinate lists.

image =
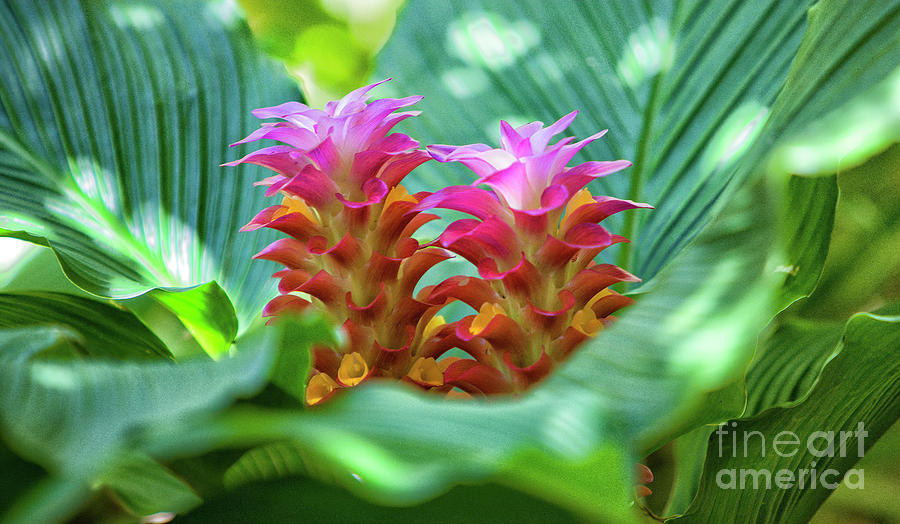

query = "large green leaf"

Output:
[[0, 291, 172, 359], [376, 0, 899, 289], [376, 0, 813, 279], [0, 308, 333, 522], [145, 388, 639, 523], [744, 317, 845, 418], [178, 475, 576, 523], [0, 325, 271, 476], [671, 310, 900, 523], [0, 0, 301, 329]]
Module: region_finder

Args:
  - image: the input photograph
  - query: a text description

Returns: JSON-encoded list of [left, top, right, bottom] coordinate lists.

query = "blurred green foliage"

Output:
[[802, 144, 900, 523], [239, 0, 403, 106], [798, 145, 900, 320], [641, 145, 900, 522]]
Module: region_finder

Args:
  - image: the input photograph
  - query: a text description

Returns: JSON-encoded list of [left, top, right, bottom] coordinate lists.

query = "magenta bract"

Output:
[[227, 81, 651, 402]]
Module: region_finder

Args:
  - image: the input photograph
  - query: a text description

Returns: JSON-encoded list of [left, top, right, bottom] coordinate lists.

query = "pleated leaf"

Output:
[[0, 312, 331, 522], [377, 0, 899, 284], [0, 325, 273, 477], [0, 0, 301, 329], [671, 310, 900, 523], [376, 0, 813, 280], [0, 291, 172, 360], [744, 317, 846, 418]]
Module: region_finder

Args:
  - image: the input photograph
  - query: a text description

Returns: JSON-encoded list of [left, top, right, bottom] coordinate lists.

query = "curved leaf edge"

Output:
[[663, 308, 900, 522]]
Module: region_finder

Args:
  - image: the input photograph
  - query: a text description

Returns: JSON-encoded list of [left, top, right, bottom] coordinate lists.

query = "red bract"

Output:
[[416, 112, 652, 394], [228, 82, 651, 404], [225, 80, 452, 405]]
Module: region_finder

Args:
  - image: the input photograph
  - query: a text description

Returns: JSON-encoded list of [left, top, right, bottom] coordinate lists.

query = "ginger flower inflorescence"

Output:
[[227, 80, 651, 404]]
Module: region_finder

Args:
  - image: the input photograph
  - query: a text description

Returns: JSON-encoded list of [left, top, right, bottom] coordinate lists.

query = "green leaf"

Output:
[[267, 313, 336, 403], [0, 244, 90, 296], [0, 229, 48, 247], [0, 313, 328, 521], [0, 0, 302, 329], [146, 387, 640, 523], [1, 247, 245, 361], [98, 452, 202, 517], [223, 442, 321, 489], [498, 445, 636, 524], [744, 317, 844, 418], [776, 175, 839, 311], [377, 0, 815, 279], [0, 324, 273, 476], [670, 310, 900, 523], [812, 420, 900, 523], [218, 424, 636, 522], [662, 316, 846, 519], [766, 2, 900, 177], [177, 475, 577, 524], [768, 66, 900, 177], [148, 283, 238, 359], [0, 291, 172, 360]]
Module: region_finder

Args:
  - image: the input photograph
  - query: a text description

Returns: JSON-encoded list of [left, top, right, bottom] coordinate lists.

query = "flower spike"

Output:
[[227, 80, 449, 403], [230, 84, 652, 403], [420, 112, 652, 391]]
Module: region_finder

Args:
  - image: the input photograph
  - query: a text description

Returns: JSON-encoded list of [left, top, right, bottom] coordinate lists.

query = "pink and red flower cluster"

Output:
[[227, 80, 651, 404]]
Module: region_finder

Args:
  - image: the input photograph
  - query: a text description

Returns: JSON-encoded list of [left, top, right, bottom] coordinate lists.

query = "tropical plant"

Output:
[[0, 0, 898, 522]]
